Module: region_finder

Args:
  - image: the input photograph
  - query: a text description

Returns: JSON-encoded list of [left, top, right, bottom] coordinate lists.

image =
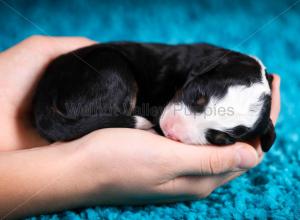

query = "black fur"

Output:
[[206, 129, 236, 145], [32, 42, 276, 151]]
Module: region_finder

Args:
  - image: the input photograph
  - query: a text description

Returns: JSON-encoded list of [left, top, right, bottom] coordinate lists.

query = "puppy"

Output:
[[32, 42, 276, 151]]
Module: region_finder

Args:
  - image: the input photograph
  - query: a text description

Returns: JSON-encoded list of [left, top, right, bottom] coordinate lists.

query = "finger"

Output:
[[2, 35, 95, 58], [217, 170, 245, 187], [254, 141, 264, 160], [205, 169, 245, 190], [246, 138, 264, 158], [0, 36, 96, 74], [159, 170, 245, 198], [159, 175, 215, 198], [173, 142, 259, 176], [43, 36, 97, 59], [270, 74, 281, 124]]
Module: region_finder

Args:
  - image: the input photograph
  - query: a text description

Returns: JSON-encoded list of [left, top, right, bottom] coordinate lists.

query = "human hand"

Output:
[[0, 36, 280, 199], [0, 36, 280, 217], [0, 36, 96, 150], [74, 79, 280, 204]]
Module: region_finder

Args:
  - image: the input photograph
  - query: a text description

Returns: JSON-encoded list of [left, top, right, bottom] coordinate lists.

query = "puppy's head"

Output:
[[159, 50, 276, 152]]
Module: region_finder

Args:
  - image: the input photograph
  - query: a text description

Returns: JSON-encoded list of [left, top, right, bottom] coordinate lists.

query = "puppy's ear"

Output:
[[260, 118, 276, 152], [184, 57, 221, 87], [266, 73, 273, 88], [206, 129, 236, 145]]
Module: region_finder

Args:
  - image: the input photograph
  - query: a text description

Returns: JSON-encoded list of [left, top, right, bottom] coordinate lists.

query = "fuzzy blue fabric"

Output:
[[0, 0, 299, 219]]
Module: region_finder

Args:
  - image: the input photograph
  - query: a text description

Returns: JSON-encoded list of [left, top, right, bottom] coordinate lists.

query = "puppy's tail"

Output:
[[33, 111, 153, 142]]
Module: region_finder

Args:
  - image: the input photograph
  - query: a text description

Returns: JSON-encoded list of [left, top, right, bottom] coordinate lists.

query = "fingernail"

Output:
[[236, 147, 258, 169]]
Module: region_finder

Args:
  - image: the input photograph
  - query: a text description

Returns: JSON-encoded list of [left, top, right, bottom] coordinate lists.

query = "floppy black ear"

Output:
[[184, 55, 224, 87], [206, 129, 236, 145], [260, 118, 276, 152], [266, 73, 273, 88]]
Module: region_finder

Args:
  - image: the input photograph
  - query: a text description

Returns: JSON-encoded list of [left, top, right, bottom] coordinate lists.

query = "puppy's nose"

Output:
[[161, 120, 180, 141], [166, 130, 180, 141]]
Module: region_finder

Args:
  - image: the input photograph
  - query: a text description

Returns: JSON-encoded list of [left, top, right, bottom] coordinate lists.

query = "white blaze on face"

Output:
[[160, 56, 271, 145]]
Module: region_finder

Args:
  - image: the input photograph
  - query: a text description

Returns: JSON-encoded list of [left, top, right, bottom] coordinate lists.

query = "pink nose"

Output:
[[166, 131, 179, 141], [161, 120, 180, 141]]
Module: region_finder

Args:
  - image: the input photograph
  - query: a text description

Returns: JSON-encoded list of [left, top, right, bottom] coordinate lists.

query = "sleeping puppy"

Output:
[[32, 42, 276, 151]]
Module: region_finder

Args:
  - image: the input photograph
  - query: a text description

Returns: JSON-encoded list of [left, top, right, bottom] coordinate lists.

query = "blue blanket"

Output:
[[0, 0, 299, 219]]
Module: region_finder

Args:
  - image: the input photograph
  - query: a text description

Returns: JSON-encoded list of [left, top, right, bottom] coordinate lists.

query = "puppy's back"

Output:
[[33, 44, 139, 141]]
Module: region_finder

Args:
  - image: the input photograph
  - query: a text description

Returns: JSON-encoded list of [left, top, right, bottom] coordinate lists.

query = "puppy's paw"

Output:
[[134, 116, 154, 130]]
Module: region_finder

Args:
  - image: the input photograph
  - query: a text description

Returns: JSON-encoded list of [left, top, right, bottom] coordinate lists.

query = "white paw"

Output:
[[134, 116, 154, 130]]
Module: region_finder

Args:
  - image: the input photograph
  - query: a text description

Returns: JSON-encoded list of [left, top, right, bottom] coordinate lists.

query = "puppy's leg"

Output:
[[133, 116, 154, 130], [33, 47, 144, 141]]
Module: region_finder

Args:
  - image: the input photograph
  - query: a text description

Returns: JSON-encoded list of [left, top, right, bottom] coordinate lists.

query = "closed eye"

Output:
[[189, 95, 209, 112], [196, 96, 207, 106]]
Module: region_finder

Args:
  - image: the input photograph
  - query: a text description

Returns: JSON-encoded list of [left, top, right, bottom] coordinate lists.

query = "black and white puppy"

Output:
[[32, 42, 276, 151]]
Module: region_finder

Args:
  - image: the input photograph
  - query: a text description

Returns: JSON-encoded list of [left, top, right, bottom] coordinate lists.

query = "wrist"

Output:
[[0, 141, 92, 218], [65, 137, 112, 205]]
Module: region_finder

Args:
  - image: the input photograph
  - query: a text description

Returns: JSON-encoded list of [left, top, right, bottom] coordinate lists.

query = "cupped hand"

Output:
[[73, 75, 280, 204], [0, 36, 96, 150]]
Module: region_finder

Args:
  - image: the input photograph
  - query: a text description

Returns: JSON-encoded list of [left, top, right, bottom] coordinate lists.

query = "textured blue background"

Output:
[[0, 0, 299, 219]]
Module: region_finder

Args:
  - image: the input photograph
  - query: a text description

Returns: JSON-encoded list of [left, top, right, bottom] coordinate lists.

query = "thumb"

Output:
[[173, 143, 259, 176]]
